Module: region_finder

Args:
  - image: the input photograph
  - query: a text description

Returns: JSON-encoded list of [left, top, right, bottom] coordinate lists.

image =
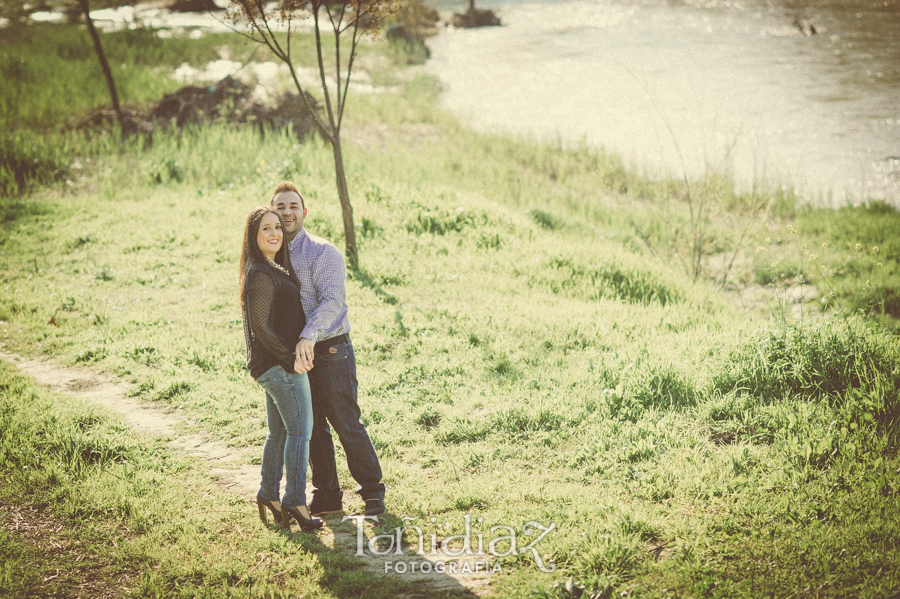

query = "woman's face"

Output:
[[256, 212, 283, 261]]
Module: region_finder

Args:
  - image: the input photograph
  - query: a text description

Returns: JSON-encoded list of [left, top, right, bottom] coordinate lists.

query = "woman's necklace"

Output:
[[266, 258, 290, 278]]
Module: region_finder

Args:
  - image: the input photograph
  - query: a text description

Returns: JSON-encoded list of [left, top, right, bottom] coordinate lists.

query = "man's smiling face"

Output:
[[271, 191, 306, 241]]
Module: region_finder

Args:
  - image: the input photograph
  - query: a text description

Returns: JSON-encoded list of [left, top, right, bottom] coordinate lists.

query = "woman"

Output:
[[239, 206, 323, 532]]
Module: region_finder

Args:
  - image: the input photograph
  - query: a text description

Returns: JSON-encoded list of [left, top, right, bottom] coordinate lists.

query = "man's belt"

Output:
[[315, 333, 350, 352]]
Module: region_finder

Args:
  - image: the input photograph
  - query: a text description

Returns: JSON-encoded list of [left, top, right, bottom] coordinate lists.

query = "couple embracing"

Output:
[[238, 182, 385, 532]]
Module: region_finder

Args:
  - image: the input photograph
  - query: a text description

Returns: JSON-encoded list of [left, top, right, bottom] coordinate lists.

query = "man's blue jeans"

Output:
[[256, 365, 313, 507], [308, 338, 384, 501]]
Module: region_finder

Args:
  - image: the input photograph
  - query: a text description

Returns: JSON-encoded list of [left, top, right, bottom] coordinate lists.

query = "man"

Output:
[[271, 181, 386, 517]]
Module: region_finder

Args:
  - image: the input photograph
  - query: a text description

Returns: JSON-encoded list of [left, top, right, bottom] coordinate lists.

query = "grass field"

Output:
[[1, 19, 899, 599]]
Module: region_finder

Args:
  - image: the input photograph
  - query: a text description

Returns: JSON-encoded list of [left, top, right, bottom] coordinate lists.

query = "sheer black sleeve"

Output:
[[246, 270, 296, 373]]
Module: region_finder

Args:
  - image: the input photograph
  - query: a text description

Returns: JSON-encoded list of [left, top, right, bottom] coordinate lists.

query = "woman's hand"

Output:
[[294, 356, 312, 374], [295, 338, 315, 365], [294, 338, 314, 373]]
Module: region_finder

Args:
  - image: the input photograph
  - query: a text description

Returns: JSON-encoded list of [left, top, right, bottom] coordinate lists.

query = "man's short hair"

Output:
[[270, 181, 305, 210]]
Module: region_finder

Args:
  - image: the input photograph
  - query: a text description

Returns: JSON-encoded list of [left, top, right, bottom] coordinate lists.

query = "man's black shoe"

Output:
[[309, 496, 343, 517], [364, 498, 386, 517]]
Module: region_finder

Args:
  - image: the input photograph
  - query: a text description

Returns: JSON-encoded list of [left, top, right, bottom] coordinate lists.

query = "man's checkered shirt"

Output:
[[287, 228, 351, 342]]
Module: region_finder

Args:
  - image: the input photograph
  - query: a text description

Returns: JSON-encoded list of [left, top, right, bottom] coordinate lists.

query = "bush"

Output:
[[712, 320, 900, 445]]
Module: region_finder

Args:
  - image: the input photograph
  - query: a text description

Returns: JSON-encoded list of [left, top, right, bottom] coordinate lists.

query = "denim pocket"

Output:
[[257, 364, 288, 385], [317, 342, 349, 362]]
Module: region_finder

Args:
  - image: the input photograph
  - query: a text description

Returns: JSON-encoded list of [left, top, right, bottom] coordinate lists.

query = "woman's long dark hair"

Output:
[[238, 206, 294, 312]]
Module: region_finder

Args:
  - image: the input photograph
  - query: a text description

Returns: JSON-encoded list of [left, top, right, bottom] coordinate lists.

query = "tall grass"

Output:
[[751, 201, 900, 327], [0, 23, 257, 132]]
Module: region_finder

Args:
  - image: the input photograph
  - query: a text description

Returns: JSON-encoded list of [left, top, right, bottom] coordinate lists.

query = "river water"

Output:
[[427, 0, 900, 205]]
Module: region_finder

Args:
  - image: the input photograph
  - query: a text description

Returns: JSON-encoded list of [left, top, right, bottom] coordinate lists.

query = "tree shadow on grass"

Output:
[[349, 267, 400, 306], [282, 510, 483, 599], [0, 196, 48, 225]]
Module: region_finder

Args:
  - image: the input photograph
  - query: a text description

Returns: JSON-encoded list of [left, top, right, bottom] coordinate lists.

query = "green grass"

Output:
[[0, 362, 418, 598], [750, 201, 900, 329], [1, 20, 899, 599], [0, 24, 258, 132]]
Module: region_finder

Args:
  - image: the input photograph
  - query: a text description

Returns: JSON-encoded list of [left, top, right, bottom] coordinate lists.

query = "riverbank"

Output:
[[427, 0, 900, 205], [1, 20, 899, 599]]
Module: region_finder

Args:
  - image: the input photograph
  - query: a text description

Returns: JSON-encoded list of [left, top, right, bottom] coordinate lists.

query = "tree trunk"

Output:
[[79, 0, 125, 139], [331, 135, 358, 271]]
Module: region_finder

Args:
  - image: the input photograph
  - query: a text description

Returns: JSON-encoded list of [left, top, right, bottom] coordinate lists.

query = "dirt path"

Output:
[[0, 349, 493, 598]]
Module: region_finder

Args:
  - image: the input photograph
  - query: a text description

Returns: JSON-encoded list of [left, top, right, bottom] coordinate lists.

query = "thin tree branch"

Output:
[[211, 3, 269, 47], [719, 195, 773, 289], [628, 216, 660, 261], [258, 0, 289, 62], [338, 7, 362, 128], [329, 5, 344, 126], [285, 60, 335, 143], [238, 0, 332, 140], [312, 4, 338, 133]]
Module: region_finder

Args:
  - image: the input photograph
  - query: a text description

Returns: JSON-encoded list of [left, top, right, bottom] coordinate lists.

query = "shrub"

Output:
[[712, 320, 900, 445]]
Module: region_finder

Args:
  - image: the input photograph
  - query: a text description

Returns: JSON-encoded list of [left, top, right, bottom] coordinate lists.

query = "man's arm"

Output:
[[300, 243, 348, 342], [295, 244, 348, 362]]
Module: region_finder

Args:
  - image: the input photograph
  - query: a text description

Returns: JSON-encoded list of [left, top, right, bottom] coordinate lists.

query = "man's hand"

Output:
[[294, 356, 312, 374], [295, 338, 315, 372]]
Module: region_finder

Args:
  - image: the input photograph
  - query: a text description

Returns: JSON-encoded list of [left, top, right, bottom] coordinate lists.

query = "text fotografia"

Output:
[[384, 558, 501, 575], [343, 515, 557, 573]]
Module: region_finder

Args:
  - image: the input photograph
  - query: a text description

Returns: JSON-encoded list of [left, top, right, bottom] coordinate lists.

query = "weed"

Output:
[[435, 418, 489, 444], [567, 532, 644, 582], [415, 406, 442, 429], [405, 205, 477, 235], [527, 255, 684, 306], [529, 208, 563, 230], [154, 381, 193, 403]]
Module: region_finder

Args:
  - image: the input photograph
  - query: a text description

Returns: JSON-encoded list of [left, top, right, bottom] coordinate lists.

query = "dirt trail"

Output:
[[0, 349, 492, 598]]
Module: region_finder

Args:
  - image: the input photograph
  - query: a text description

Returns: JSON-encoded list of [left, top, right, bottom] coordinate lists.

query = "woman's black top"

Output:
[[241, 261, 307, 380]]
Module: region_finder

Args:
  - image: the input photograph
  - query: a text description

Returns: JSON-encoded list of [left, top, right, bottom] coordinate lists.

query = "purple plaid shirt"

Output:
[[287, 228, 351, 342]]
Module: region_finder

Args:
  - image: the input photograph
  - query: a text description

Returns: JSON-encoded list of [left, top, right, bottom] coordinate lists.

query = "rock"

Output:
[[451, 8, 500, 28], [151, 76, 251, 126], [385, 24, 431, 58], [792, 15, 817, 36], [73, 76, 321, 141], [386, 24, 416, 45], [168, 0, 223, 13], [389, 0, 440, 39]]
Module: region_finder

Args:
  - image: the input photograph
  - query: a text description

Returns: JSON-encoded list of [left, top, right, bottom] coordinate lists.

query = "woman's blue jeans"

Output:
[[255, 365, 313, 507]]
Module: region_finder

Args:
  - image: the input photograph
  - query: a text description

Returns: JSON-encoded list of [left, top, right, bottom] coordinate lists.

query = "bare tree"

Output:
[[227, 0, 396, 270], [75, 0, 126, 139], [2, 0, 128, 137]]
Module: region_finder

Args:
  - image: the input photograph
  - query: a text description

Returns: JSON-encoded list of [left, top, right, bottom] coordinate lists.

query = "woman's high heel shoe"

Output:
[[282, 504, 324, 532], [256, 496, 283, 525]]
